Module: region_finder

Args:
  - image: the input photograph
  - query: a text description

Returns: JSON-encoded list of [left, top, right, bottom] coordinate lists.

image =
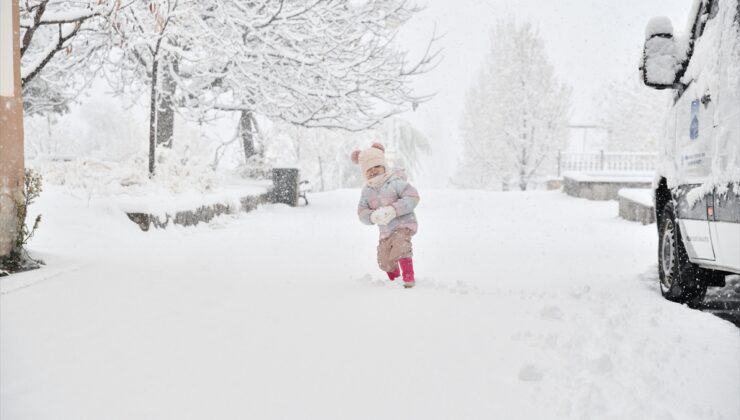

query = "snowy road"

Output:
[[1, 188, 739, 420]]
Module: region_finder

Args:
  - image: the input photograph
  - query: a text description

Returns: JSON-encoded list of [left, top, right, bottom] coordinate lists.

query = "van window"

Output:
[[675, 0, 717, 95], [690, 0, 721, 40], [690, 2, 706, 40]]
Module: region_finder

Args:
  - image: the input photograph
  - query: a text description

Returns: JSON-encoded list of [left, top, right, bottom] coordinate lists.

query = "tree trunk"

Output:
[[519, 148, 528, 191], [148, 58, 160, 177], [155, 54, 178, 148], [239, 110, 257, 162], [318, 155, 325, 191]]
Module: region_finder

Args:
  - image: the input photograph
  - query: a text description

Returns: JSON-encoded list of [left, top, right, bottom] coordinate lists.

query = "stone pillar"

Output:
[[0, 0, 25, 257], [272, 168, 299, 207]]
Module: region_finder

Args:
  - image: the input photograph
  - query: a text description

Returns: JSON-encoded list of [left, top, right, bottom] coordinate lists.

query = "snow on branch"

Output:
[[20, 1, 126, 114], [197, 0, 441, 131]]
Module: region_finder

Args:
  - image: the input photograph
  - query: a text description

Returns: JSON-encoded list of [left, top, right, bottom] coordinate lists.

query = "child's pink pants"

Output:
[[377, 228, 413, 274]]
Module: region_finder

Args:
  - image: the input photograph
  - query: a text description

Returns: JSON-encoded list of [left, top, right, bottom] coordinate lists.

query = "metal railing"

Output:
[[557, 151, 657, 176]]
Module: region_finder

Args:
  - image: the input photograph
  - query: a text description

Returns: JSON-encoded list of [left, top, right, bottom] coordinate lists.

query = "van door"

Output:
[[706, 1, 740, 273], [674, 0, 720, 261], [677, 190, 716, 261]]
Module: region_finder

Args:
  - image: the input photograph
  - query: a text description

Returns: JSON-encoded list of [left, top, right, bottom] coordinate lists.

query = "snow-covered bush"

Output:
[[0, 169, 43, 274], [26, 88, 223, 197]]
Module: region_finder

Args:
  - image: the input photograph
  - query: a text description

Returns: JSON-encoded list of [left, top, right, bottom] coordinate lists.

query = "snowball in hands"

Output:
[[371, 206, 397, 225]]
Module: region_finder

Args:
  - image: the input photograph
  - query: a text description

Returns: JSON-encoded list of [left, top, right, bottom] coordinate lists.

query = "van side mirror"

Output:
[[640, 17, 680, 90]]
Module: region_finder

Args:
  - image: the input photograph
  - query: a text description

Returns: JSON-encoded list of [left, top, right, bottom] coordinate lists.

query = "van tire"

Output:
[[658, 201, 707, 308]]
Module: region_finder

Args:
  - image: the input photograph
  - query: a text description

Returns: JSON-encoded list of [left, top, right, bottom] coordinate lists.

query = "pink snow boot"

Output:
[[399, 258, 415, 288], [387, 266, 401, 281]]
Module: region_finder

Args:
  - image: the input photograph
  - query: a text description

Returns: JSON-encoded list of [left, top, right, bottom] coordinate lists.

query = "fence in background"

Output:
[[557, 151, 657, 176]]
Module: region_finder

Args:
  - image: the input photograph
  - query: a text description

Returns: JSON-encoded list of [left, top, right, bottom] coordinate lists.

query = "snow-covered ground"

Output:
[[1, 187, 738, 420]]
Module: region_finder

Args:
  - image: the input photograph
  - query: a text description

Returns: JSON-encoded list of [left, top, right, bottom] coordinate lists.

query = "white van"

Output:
[[641, 0, 740, 305]]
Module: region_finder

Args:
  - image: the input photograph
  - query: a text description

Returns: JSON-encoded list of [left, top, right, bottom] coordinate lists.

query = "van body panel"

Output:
[[709, 222, 740, 270], [679, 219, 716, 260]]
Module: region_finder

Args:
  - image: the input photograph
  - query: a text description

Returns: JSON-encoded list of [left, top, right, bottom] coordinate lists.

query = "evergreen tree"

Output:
[[455, 21, 571, 190]]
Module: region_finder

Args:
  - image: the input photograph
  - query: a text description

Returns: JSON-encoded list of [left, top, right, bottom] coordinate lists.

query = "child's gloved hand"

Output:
[[371, 206, 397, 226]]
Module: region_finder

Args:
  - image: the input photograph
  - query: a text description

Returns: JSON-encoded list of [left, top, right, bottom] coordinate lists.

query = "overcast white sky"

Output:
[[398, 0, 695, 187]]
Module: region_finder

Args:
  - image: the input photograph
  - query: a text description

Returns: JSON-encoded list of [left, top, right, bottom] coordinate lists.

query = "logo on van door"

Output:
[[690, 99, 700, 140]]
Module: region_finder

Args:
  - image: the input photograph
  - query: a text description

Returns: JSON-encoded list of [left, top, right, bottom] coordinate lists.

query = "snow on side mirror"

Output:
[[640, 17, 680, 90]]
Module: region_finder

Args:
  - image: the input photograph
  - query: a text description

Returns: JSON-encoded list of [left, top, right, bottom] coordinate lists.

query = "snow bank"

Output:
[[115, 183, 271, 219], [28, 155, 272, 219], [618, 188, 654, 207]]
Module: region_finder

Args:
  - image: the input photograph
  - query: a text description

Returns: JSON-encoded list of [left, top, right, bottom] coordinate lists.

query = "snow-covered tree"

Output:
[[19, 0, 119, 116], [597, 75, 670, 152], [105, 0, 438, 177], [201, 0, 439, 163], [455, 21, 571, 191], [105, 0, 232, 176], [455, 72, 512, 190]]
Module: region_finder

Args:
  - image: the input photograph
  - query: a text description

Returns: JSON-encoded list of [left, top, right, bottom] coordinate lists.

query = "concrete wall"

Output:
[[563, 176, 653, 201], [618, 196, 656, 225], [127, 192, 273, 231], [126, 168, 301, 231]]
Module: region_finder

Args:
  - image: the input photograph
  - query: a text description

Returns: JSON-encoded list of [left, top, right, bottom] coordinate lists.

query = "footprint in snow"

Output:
[[421, 278, 483, 295], [355, 274, 392, 287], [354, 275, 481, 294]]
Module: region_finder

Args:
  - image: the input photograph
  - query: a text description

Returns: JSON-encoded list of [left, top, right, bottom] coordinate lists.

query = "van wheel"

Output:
[[658, 202, 707, 308]]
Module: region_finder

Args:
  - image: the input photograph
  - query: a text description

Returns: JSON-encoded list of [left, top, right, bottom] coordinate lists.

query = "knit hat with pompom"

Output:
[[351, 143, 387, 175]]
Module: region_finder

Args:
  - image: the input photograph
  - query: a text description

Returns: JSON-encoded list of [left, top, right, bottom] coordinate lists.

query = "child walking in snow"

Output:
[[352, 143, 420, 288]]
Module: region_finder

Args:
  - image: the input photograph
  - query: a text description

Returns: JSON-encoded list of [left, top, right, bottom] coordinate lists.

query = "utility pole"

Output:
[[0, 0, 25, 257]]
